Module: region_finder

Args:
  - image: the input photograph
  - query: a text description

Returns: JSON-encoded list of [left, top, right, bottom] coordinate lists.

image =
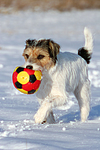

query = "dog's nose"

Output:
[[26, 65, 33, 70]]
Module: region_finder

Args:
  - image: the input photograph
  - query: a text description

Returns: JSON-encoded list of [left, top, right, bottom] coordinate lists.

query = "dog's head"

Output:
[[22, 39, 60, 71]]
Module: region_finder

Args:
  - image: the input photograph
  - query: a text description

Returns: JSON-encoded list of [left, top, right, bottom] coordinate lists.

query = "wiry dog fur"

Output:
[[22, 27, 93, 124]]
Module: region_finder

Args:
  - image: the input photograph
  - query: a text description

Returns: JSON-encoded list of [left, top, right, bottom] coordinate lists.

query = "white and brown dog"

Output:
[[22, 27, 93, 124]]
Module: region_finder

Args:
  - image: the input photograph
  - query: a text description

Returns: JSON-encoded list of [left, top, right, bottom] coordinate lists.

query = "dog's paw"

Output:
[[34, 112, 46, 124]]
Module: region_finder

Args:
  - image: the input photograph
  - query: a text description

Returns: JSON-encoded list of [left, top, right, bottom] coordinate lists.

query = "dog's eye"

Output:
[[25, 54, 29, 59], [37, 55, 45, 60]]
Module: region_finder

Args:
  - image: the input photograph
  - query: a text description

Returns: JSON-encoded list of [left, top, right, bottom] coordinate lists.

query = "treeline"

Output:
[[0, 0, 100, 12]]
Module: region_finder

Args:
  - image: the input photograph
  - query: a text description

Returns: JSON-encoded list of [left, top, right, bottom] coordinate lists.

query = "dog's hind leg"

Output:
[[74, 79, 90, 122]]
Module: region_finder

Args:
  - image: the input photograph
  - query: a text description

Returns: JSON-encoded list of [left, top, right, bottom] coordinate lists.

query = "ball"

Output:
[[12, 66, 42, 94]]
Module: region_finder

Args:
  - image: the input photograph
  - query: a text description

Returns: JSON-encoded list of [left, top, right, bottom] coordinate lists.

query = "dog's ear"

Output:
[[48, 39, 60, 64], [25, 39, 37, 48]]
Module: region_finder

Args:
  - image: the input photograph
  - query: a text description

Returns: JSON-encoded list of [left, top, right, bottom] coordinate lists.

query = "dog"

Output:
[[22, 27, 93, 124]]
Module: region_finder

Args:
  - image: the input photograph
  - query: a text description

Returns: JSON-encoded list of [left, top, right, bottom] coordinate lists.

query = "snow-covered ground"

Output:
[[0, 10, 100, 149]]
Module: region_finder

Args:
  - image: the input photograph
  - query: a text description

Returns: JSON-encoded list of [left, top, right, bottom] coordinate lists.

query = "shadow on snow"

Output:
[[58, 105, 100, 123]]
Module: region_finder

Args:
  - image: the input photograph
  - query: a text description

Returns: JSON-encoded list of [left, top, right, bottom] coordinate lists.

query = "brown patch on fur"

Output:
[[23, 39, 60, 70], [23, 47, 55, 70]]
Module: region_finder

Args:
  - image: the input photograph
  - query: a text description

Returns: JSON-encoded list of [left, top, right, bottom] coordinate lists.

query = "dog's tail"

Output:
[[78, 27, 93, 64]]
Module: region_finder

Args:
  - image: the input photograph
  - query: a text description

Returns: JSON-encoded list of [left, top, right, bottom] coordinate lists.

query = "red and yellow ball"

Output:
[[12, 66, 42, 94]]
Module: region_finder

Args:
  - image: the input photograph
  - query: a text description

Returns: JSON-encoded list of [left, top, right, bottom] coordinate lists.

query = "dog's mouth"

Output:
[[26, 65, 33, 70], [25, 63, 43, 72]]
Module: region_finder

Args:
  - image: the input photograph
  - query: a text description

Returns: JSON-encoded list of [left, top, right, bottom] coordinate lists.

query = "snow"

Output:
[[0, 10, 100, 149]]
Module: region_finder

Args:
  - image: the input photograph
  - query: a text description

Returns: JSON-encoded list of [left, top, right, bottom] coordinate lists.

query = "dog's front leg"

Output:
[[34, 101, 52, 124]]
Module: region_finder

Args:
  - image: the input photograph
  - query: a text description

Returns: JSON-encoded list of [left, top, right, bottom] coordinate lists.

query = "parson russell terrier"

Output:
[[22, 27, 93, 124]]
